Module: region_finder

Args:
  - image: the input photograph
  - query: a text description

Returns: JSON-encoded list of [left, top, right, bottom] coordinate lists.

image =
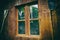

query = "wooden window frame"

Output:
[[15, 1, 41, 38]]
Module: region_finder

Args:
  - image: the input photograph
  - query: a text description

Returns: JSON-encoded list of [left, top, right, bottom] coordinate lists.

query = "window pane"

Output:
[[18, 7, 25, 20], [30, 20, 39, 35], [18, 21, 25, 34], [30, 4, 38, 19]]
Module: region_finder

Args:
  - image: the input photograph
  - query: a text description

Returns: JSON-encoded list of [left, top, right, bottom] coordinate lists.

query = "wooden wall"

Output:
[[38, 0, 52, 40], [7, 0, 53, 40]]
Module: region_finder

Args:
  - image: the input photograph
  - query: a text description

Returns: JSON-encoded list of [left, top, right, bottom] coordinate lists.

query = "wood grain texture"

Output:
[[7, 0, 53, 40]]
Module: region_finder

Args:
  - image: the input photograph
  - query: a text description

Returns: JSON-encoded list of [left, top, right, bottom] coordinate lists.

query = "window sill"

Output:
[[16, 34, 40, 38]]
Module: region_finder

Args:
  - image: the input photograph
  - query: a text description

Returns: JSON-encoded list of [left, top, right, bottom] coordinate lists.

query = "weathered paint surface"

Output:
[[7, 0, 53, 40]]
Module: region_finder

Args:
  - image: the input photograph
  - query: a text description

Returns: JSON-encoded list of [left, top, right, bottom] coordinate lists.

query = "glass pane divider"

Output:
[[18, 20, 25, 21], [29, 18, 39, 20]]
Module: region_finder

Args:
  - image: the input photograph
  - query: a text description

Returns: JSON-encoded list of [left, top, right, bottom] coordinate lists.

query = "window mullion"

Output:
[[16, 8, 18, 35], [27, 6, 30, 36], [25, 6, 30, 36], [38, 0, 41, 36]]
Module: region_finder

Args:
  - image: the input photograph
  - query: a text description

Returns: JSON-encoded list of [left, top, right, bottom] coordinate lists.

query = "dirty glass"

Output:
[[18, 7, 25, 20], [30, 20, 39, 35], [30, 4, 38, 19], [18, 21, 25, 34]]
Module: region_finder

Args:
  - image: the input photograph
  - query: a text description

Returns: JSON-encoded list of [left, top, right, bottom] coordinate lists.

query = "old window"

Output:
[[29, 4, 39, 35], [16, 1, 40, 38]]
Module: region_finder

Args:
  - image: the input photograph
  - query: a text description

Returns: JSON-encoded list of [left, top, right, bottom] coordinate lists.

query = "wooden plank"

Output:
[[15, 8, 18, 36]]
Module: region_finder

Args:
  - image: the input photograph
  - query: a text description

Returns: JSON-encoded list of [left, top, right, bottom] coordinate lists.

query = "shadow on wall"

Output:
[[55, 2, 60, 40]]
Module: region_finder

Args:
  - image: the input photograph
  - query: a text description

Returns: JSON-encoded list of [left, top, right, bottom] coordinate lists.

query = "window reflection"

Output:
[[30, 20, 39, 35], [30, 4, 38, 19], [18, 7, 25, 20], [18, 21, 25, 34]]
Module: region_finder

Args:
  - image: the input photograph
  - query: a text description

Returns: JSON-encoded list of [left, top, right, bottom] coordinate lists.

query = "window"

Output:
[[29, 4, 39, 35], [16, 2, 40, 38]]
